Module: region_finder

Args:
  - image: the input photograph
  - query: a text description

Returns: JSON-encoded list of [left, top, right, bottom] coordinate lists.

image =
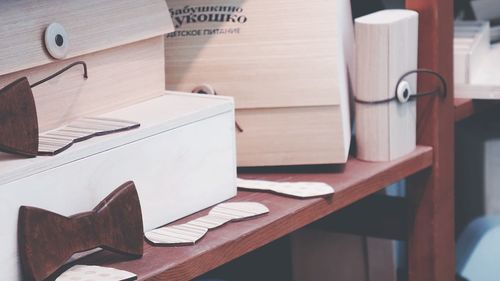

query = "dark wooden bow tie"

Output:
[[0, 61, 88, 158], [18, 181, 144, 281], [0, 77, 39, 157]]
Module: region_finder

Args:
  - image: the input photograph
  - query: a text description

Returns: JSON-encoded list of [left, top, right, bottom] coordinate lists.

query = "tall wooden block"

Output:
[[355, 10, 418, 162], [165, 0, 355, 167]]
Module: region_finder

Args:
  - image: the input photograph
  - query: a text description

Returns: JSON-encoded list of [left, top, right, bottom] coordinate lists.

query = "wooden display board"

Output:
[[165, 0, 355, 167]]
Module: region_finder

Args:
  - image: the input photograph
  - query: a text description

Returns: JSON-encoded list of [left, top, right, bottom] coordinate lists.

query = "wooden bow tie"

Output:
[[0, 61, 87, 157], [0, 77, 39, 157], [18, 181, 144, 281]]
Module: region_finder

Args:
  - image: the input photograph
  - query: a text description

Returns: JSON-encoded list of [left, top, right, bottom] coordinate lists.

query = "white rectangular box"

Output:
[[454, 21, 490, 84], [0, 93, 237, 281]]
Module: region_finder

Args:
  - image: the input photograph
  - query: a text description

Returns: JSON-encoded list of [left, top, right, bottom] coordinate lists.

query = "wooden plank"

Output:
[[454, 98, 500, 122], [0, 0, 173, 76], [311, 195, 409, 241], [78, 146, 433, 281], [405, 0, 455, 280], [0, 37, 165, 132]]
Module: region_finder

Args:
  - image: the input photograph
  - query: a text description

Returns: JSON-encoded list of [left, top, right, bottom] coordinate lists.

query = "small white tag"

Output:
[[56, 265, 136, 281], [237, 178, 334, 198]]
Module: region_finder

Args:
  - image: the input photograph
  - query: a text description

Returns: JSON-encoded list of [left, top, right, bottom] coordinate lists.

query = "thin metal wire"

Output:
[[30, 61, 88, 88], [354, 68, 447, 105]]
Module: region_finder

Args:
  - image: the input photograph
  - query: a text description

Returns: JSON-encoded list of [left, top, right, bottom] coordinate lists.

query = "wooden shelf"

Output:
[[455, 98, 500, 122], [80, 146, 433, 281]]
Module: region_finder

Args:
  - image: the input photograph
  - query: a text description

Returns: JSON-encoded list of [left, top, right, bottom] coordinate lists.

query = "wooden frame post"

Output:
[[406, 0, 455, 280]]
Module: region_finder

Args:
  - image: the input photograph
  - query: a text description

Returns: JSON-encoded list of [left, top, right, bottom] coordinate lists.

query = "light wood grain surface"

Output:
[[0, 37, 165, 132], [0, 0, 173, 76], [355, 10, 418, 162], [164, 0, 354, 166], [78, 146, 433, 281]]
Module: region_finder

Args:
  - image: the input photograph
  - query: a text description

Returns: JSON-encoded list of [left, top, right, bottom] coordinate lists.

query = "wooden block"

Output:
[[164, 0, 355, 166], [0, 0, 173, 76], [18, 181, 143, 281], [355, 10, 418, 162]]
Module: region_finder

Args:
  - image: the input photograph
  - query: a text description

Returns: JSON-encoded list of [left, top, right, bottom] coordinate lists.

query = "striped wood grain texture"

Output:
[[0, 0, 173, 76], [0, 37, 165, 132]]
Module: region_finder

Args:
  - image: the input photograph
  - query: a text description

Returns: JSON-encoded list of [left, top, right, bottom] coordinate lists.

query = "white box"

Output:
[[0, 93, 237, 280], [454, 21, 490, 84]]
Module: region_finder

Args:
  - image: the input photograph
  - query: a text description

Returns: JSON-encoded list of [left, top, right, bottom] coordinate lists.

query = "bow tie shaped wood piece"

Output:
[[0, 77, 39, 157], [0, 61, 87, 158], [18, 181, 144, 281]]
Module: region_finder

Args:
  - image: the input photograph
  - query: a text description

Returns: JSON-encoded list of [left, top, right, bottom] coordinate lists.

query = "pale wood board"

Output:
[[0, 93, 234, 185], [0, 0, 173, 76], [164, 0, 354, 166], [454, 22, 490, 84], [355, 10, 418, 161], [0, 37, 165, 132], [56, 265, 136, 281], [235, 106, 348, 166], [71, 146, 433, 280]]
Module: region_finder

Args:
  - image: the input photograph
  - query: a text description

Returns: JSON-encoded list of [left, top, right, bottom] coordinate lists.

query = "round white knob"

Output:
[[396, 80, 412, 103], [44, 23, 69, 59]]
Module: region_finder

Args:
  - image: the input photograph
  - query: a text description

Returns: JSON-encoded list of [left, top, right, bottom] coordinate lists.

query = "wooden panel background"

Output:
[[0, 37, 165, 132], [0, 0, 173, 76]]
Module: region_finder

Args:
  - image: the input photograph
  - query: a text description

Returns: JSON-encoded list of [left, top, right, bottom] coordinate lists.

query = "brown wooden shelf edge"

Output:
[[454, 98, 500, 122], [79, 146, 433, 281]]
